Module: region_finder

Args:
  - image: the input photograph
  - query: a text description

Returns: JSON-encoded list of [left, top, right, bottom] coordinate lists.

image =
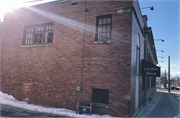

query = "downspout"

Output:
[[79, 0, 87, 101], [76, 1, 87, 111]]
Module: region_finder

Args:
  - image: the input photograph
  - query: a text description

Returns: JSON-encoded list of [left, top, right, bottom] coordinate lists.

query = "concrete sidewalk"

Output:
[[134, 92, 179, 117]]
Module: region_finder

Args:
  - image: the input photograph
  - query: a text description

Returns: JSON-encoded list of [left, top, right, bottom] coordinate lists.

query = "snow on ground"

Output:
[[0, 91, 115, 118]]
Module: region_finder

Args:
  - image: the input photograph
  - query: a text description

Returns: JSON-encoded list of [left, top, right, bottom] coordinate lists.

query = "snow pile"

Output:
[[0, 91, 115, 118]]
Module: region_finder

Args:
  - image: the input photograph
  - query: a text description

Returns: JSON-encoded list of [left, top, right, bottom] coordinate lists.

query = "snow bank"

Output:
[[0, 91, 115, 118]]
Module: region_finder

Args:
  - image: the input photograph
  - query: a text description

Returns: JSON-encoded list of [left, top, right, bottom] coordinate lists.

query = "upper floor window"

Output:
[[95, 14, 112, 44], [22, 22, 54, 46]]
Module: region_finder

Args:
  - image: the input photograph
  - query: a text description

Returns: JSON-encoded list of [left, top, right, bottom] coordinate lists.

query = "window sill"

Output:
[[95, 41, 111, 44], [92, 102, 108, 108], [21, 44, 52, 47]]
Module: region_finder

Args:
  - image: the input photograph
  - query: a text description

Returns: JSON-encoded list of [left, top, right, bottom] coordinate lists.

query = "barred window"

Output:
[[92, 88, 109, 104], [23, 22, 54, 46], [95, 14, 112, 43]]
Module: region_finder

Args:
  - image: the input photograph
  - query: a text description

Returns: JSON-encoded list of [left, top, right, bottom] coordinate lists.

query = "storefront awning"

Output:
[[142, 59, 161, 77]]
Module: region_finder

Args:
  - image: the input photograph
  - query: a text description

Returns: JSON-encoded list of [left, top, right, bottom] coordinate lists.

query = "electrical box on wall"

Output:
[[76, 86, 82, 92]]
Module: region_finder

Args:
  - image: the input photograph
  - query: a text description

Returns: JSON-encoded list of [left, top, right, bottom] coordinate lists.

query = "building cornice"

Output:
[[144, 27, 158, 65]]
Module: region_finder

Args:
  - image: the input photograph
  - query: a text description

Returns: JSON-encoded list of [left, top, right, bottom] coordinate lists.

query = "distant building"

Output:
[[0, 0, 159, 117]]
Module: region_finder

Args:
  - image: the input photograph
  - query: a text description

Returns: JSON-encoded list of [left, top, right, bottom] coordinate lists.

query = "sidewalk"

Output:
[[134, 92, 179, 117]]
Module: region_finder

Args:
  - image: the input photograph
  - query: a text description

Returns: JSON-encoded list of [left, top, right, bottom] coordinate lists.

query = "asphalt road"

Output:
[[0, 104, 66, 117]]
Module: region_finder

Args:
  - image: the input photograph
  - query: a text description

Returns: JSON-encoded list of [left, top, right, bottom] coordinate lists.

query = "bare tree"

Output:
[[160, 72, 167, 88], [170, 75, 180, 87]]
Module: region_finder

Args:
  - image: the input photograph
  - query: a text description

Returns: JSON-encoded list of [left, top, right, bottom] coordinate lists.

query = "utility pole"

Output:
[[165, 70, 166, 89], [168, 56, 170, 93]]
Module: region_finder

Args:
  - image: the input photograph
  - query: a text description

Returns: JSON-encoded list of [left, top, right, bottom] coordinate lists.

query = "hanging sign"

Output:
[[142, 59, 160, 77]]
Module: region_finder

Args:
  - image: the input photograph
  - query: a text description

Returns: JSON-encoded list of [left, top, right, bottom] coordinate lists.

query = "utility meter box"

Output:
[[76, 86, 82, 92]]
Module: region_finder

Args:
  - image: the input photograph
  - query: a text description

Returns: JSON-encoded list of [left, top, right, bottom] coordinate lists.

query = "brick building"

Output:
[[0, 0, 159, 117], [0, 19, 2, 36]]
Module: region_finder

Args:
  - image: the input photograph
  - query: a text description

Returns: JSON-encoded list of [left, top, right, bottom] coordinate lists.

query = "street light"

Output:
[[155, 39, 164, 42], [158, 56, 163, 58], [156, 50, 164, 52], [158, 61, 163, 67], [141, 6, 154, 10]]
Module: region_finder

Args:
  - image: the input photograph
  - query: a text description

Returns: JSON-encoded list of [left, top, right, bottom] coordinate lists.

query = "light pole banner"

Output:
[[141, 59, 161, 77]]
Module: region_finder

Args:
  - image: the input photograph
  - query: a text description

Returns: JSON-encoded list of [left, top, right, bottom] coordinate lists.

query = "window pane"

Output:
[[31, 34, 33, 38], [48, 37, 53, 43], [98, 26, 102, 32], [103, 18, 106, 24], [99, 19, 102, 25], [52, 25, 54, 30], [49, 32, 53, 37], [98, 33, 102, 40], [25, 40, 27, 45], [35, 33, 42, 44], [28, 39, 30, 44], [102, 33, 106, 39], [107, 25, 110, 31], [45, 32, 48, 37], [27, 39, 29, 44], [30, 39, 32, 44], [107, 18, 111, 24], [45, 38, 48, 43], [103, 25, 106, 32], [107, 33, 110, 39]]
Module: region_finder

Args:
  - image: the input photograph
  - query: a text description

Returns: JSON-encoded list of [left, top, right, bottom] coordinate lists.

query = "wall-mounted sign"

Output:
[[142, 59, 160, 77]]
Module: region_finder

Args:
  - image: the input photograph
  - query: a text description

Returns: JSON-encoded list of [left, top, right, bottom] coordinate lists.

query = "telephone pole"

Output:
[[165, 70, 166, 88], [168, 56, 170, 93]]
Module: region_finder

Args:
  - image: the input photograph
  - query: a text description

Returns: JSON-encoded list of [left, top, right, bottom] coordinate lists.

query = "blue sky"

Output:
[[139, 0, 180, 76], [0, 0, 179, 76]]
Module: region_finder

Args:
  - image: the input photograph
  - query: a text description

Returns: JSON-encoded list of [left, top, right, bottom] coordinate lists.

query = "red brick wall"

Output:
[[1, 1, 133, 117]]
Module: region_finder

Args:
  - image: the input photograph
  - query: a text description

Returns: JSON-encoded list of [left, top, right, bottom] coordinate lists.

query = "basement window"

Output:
[[92, 88, 109, 105], [72, 2, 77, 5], [22, 22, 54, 46], [95, 14, 112, 44]]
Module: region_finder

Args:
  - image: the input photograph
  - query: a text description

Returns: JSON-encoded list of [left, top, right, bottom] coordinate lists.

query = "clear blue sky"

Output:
[[0, 0, 179, 76], [139, 0, 180, 76]]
